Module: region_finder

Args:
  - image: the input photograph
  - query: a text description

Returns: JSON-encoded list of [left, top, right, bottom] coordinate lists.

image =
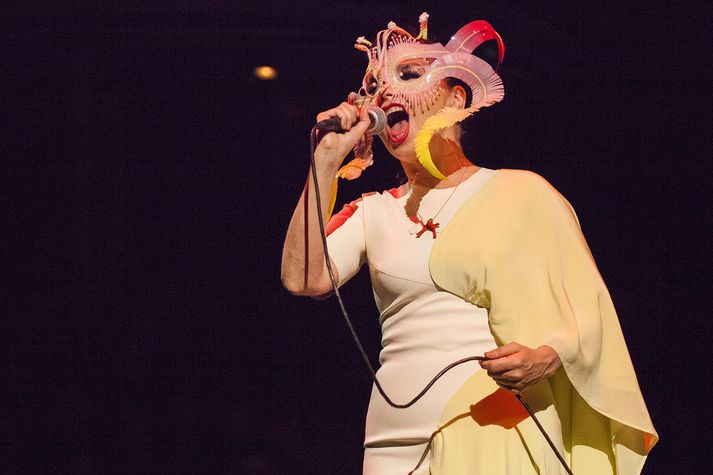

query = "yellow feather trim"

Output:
[[328, 176, 338, 219], [414, 105, 479, 179]]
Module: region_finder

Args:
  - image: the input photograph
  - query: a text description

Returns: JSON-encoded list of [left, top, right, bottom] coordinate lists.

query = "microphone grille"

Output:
[[368, 106, 387, 135]]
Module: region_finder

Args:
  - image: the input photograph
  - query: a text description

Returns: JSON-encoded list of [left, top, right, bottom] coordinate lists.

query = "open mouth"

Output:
[[385, 104, 410, 146]]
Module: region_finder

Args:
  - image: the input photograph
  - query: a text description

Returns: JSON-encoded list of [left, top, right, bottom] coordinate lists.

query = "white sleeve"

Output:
[[325, 198, 367, 287]]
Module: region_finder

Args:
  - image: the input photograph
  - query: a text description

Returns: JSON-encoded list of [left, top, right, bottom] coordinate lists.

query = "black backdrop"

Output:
[[6, 1, 711, 473]]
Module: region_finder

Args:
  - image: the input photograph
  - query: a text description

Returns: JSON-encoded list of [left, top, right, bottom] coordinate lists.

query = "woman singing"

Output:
[[281, 12, 657, 474]]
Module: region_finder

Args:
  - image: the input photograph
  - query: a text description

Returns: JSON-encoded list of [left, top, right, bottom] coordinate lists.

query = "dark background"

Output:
[[5, 1, 711, 473]]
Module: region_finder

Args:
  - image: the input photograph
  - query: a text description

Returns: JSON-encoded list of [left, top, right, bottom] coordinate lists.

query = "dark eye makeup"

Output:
[[398, 64, 424, 80], [363, 72, 379, 95]]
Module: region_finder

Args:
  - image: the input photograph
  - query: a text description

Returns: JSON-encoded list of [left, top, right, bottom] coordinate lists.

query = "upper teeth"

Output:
[[387, 106, 405, 115]]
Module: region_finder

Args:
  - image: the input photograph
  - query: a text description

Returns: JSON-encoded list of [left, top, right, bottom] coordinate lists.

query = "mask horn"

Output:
[[445, 20, 505, 71]]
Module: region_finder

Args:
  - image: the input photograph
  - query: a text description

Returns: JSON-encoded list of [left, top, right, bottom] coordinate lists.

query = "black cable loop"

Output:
[[308, 127, 573, 474], [310, 126, 467, 409]]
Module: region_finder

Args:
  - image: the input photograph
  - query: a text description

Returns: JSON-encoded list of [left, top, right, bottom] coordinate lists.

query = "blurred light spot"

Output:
[[254, 66, 278, 80]]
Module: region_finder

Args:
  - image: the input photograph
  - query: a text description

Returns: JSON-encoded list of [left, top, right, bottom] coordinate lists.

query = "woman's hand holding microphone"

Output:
[[314, 103, 372, 167]]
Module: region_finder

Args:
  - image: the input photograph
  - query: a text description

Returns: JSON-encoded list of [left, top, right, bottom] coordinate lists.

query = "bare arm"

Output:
[[281, 103, 370, 297]]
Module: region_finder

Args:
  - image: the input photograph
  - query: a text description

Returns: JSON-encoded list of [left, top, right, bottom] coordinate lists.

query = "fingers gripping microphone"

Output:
[[316, 106, 387, 135]]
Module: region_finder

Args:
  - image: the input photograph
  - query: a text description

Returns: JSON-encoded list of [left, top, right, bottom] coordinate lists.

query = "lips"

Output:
[[384, 103, 409, 146]]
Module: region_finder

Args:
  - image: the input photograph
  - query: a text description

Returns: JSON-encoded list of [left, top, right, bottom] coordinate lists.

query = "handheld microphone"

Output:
[[315, 106, 387, 135]]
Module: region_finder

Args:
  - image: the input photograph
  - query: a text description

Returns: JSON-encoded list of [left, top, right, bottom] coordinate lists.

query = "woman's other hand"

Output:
[[479, 342, 562, 394], [315, 103, 371, 164]]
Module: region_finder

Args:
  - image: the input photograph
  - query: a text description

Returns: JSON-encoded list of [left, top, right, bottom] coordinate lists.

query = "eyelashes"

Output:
[[398, 64, 425, 80], [362, 71, 380, 95], [360, 62, 428, 97]]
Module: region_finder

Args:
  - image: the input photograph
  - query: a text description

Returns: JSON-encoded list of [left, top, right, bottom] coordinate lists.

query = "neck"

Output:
[[402, 150, 481, 219], [401, 136, 478, 189]]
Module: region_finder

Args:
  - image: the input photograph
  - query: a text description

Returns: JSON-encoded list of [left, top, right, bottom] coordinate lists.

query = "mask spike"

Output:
[[415, 12, 429, 41]]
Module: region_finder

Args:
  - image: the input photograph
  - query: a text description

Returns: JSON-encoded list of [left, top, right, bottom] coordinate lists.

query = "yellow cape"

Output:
[[427, 169, 657, 474]]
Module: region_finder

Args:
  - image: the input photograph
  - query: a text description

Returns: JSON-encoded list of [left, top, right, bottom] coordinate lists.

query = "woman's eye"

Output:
[[399, 66, 423, 80], [363, 72, 379, 94]]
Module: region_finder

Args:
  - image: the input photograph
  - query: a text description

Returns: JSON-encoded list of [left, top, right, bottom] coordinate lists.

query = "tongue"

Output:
[[390, 120, 408, 135]]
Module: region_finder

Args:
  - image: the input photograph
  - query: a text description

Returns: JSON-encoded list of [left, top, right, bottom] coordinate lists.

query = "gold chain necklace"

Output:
[[407, 168, 468, 239]]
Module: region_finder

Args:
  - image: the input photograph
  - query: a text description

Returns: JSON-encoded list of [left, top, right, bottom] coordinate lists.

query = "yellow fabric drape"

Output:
[[427, 169, 657, 474]]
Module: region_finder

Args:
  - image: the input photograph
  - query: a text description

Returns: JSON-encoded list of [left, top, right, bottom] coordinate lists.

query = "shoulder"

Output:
[[495, 169, 559, 196], [328, 183, 406, 233], [487, 169, 577, 222], [370, 183, 409, 199], [356, 183, 408, 205], [333, 182, 406, 213], [495, 168, 571, 204]]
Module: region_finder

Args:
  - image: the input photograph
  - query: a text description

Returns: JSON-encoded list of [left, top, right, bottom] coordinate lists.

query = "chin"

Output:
[[379, 133, 417, 161]]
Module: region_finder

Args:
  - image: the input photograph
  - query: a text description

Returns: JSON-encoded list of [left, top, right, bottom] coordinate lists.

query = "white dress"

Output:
[[327, 167, 500, 475]]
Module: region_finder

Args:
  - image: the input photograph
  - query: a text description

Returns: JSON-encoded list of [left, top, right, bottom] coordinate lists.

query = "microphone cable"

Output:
[[307, 124, 573, 474]]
